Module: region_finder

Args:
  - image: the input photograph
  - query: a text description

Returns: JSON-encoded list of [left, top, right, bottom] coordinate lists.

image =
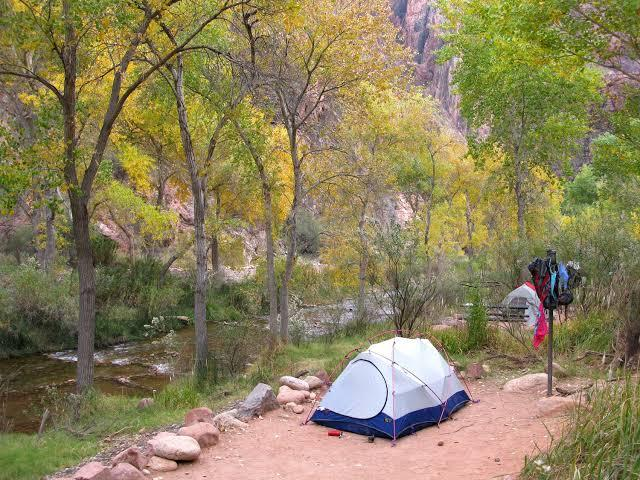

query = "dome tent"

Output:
[[310, 336, 470, 440], [501, 281, 540, 326]]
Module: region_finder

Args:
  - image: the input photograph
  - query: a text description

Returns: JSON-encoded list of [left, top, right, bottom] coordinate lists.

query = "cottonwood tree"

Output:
[[0, 0, 247, 391], [247, 0, 407, 339], [233, 104, 291, 340], [156, 9, 255, 377], [440, 0, 601, 237]]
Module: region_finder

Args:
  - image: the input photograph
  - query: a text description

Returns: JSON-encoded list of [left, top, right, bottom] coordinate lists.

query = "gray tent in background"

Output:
[[502, 282, 540, 326]]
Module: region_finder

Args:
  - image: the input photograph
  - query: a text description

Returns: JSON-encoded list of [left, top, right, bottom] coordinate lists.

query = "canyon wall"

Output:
[[391, 0, 464, 131]]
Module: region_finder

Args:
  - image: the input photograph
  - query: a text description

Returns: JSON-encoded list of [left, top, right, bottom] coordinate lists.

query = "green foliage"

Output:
[[522, 377, 640, 479], [592, 93, 640, 213], [466, 288, 488, 350], [0, 262, 77, 356], [90, 232, 117, 266], [561, 165, 599, 215], [554, 312, 615, 355], [430, 327, 470, 356], [0, 256, 193, 355], [0, 226, 35, 264]]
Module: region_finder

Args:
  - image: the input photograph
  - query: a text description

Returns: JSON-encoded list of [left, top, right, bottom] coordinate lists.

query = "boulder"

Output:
[[277, 388, 308, 405], [146, 456, 178, 472], [284, 401, 298, 412], [536, 396, 581, 417], [111, 447, 147, 470], [279, 375, 310, 391], [303, 376, 324, 390], [184, 406, 214, 426], [465, 363, 486, 379], [235, 383, 279, 421], [314, 369, 330, 384], [137, 398, 154, 410], [178, 422, 220, 448], [213, 411, 249, 431], [544, 362, 569, 378], [74, 462, 111, 480], [110, 463, 145, 480], [292, 404, 305, 414], [149, 434, 201, 461], [309, 392, 317, 401], [503, 373, 554, 394]]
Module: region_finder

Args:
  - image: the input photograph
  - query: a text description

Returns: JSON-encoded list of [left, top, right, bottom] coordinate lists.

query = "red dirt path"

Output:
[[159, 380, 561, 480]]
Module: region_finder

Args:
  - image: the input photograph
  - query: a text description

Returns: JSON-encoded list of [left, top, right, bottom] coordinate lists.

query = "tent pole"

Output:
[[547, 308, 554, 397]]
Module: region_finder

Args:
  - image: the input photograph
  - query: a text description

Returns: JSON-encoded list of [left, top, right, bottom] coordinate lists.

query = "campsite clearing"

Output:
[[156, 379, 562, 480]]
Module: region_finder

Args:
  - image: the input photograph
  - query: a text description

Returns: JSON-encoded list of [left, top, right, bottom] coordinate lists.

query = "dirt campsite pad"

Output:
[[157, 381, 562, 480]]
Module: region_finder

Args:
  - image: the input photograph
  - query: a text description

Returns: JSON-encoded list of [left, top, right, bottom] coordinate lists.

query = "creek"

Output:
[[0, 298, 387, 433]]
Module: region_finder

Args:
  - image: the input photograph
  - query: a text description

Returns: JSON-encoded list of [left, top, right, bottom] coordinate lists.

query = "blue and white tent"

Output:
[[310, 337, 470, 439]]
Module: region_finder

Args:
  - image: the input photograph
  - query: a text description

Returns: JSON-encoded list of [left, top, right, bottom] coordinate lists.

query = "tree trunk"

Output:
[[514, 152, 527, 237], [156, 175, 167, 208], [279, 140, 301, 341], [210, 236, 220, 274], [70, 193, 97, 393], [171, 54, 209, 378], [423, 153, 436, 253], [59, 1, 96, 393], [423, 195, 433, 251], [356, 199, 369, 321], [464, 191, 474, 259], [43, 192, 56, 271], [210, 189, 221, 275], [262, 181, 278, 342], [232, 119, 279, 342]]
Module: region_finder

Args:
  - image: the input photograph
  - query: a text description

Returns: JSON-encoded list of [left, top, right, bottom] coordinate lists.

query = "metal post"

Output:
[[547, 307, 554, 397], [546, 248, 557, 398]]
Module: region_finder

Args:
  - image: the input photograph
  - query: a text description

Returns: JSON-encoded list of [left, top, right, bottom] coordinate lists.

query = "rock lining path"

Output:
[[157, 380, 562, 480]]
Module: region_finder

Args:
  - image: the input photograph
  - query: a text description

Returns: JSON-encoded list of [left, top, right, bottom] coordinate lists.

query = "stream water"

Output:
[[0, 298, 387, 433]]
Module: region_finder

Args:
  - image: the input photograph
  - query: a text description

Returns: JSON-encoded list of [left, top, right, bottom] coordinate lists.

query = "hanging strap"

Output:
[[550, 271, 557, 300]]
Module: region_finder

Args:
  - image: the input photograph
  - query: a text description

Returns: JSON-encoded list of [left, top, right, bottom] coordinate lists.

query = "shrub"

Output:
[[369, 225, 437, 334], [0, 262, 77, 355], [554, 312, 615, 355], [95, 304, 140, 345], [0, 226, 35, 264], [90, 232, 117, 266], [466, 287, 488, 350]]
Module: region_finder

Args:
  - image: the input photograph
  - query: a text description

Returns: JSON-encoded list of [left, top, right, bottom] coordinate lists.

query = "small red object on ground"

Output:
[[328, 430, 342, 437]]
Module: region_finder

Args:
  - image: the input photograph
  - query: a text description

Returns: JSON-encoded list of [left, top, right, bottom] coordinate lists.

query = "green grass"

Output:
[[521, 377, 640, 479], [0, 432, 98, 480], [554, 311, 615, 355]]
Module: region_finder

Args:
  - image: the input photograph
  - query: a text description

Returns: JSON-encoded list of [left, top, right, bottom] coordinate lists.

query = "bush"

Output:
[[0, 226, 35, 264], [554, 312, 615, 355], [95, 304, 140, 345], [0, 262, 77, 355], [90, 232, 117, 266], [370, 225, 437, 334], [466, 288, 488, 350]]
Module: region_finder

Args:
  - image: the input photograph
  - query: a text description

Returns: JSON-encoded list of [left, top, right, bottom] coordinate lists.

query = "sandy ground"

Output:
[[157, 380, 561, 480]]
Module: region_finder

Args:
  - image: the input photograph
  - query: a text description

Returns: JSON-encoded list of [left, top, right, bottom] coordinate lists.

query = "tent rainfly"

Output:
[[310, 337, 470, 440]]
